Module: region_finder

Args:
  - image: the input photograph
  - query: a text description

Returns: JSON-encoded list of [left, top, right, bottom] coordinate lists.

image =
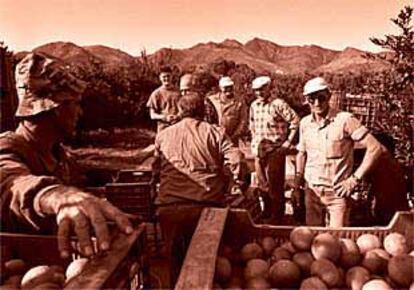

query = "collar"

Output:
[[310, 107, 338, 128], [16, 123, 59, 173], [255, 97, 272, 105]]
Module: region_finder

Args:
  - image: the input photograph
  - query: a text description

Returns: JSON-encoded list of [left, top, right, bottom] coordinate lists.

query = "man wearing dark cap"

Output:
[[153, 92, 244, 287], [0, 52, 133, 258]]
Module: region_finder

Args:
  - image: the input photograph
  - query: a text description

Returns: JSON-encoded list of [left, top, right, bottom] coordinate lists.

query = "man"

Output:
[[179, 73, 218, 124], [146, 66, 181, 132], [0, 52, 133, 258], [294, 77, 385, 227], [153, 93, 244, 287], [207, 76, 248, 144], [249, 76, 300, 224]]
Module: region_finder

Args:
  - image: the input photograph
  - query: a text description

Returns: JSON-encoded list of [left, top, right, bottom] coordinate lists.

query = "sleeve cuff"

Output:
[[351, 126, 369, 141], [33, 184, 62, 217]]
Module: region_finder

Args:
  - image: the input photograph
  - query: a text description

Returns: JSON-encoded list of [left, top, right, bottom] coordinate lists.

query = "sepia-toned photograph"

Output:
[[1, 0, 413, 289]]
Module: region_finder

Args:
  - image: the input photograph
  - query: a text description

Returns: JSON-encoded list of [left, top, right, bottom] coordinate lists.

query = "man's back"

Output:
[[154, 118, 242, 205]]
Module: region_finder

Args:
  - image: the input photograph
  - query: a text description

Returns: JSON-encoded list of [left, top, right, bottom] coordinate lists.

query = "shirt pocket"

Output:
[[326, 140, 345, 159]]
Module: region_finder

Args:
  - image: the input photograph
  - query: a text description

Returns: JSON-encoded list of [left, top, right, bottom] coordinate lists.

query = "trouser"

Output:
[[254, 148, 286, 224], [157, 204, 205, 288], [305, 186, 350, 228]]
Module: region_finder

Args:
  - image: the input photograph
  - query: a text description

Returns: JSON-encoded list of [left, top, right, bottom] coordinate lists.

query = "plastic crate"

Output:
[[0, 224, 149, 289], [176, 208, 413, 290]]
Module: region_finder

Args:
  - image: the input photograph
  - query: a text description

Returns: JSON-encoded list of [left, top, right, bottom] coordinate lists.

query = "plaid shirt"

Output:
[[249, 98, 300, 156]]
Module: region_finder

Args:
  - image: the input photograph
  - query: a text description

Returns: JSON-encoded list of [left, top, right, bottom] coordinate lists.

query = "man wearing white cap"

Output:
[[249, 76, 300, 224], [293, 77, 384, 227], [207, 76, 248, 144]]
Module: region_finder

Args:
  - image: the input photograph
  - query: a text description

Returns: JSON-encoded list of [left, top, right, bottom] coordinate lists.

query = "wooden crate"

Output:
[[226, 194, 262, 223], [0, 224, 149, 289], [176, 208, 414, 290]]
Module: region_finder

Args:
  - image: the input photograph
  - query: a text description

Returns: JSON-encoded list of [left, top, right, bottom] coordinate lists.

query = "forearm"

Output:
[[295, 151, 307, 175], [38, 186, 90, 215], [149, 110, 166, 121], [354, 140, 385, 180], [286, 127, 298, 143]]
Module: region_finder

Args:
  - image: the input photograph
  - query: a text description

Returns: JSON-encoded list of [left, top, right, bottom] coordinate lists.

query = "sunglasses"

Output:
[[307, 93, 328, 104]]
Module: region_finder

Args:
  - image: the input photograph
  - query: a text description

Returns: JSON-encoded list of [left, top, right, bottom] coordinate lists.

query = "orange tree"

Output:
[[368, 6, 414, 166]]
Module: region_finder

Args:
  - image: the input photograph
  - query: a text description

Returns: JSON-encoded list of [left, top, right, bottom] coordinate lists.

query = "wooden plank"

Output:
[[64, 224, 145, 289], [175, 207, 229, 290]]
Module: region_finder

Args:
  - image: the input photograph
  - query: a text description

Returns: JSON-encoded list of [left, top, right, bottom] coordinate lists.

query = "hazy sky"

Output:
[[1, 0, 411, 56]]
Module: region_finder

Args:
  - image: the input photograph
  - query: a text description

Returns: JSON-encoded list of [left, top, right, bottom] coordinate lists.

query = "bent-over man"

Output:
[[0, 52, 133, 258], [153, 92, 244, 287]]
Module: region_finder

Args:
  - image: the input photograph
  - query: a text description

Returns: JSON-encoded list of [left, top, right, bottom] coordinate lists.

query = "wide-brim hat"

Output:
[[15, 52, 87, 117]]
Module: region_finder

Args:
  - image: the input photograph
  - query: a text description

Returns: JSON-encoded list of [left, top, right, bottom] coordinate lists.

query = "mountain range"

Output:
[[20, 37, 390, 75]]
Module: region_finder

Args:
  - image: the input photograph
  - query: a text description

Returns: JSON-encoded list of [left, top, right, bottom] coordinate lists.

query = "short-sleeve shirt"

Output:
[[146, 86, 181, 132], [297, 108, 369, 189], [249, 98, 300, 156], [207, 93, 248, 142]]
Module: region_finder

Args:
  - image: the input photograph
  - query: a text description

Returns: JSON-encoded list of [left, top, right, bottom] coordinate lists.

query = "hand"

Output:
[[292, 173, 304, 190], [291, 189, 302, 209], [165, 114, 180, 124], [281, 140, 291, 149], [244, 187, 259, 201], [230, 184, 243, 196], [334, 176, 359, 198], [40, 190, 133, 258]]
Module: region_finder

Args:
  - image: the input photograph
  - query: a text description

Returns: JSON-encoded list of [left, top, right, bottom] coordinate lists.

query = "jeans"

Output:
[[305, 186, 349, 228], [254, 148, 286, 224], [157, 204, 205, 288]]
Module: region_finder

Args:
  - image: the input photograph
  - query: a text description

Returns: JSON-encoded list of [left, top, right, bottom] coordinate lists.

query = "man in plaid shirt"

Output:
[[249, 76, 300, 224]]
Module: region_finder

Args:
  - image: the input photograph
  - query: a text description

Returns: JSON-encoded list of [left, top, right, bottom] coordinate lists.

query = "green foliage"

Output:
[[367, 5, 414, 166], [72, 59, 159, 130]]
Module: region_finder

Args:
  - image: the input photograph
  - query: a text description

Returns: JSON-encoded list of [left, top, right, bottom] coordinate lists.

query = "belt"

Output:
[[307, 184, 335, 197]]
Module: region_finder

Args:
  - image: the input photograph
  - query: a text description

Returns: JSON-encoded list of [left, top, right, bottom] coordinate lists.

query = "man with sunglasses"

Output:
[[294, 77, 384, 227], [249, 76, 300, 224]]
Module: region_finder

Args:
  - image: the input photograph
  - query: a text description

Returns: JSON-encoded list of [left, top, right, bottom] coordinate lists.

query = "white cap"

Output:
[[252, 76, 271, 89], [219, 76, 234, 88], [303, 77, 329, 96]]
